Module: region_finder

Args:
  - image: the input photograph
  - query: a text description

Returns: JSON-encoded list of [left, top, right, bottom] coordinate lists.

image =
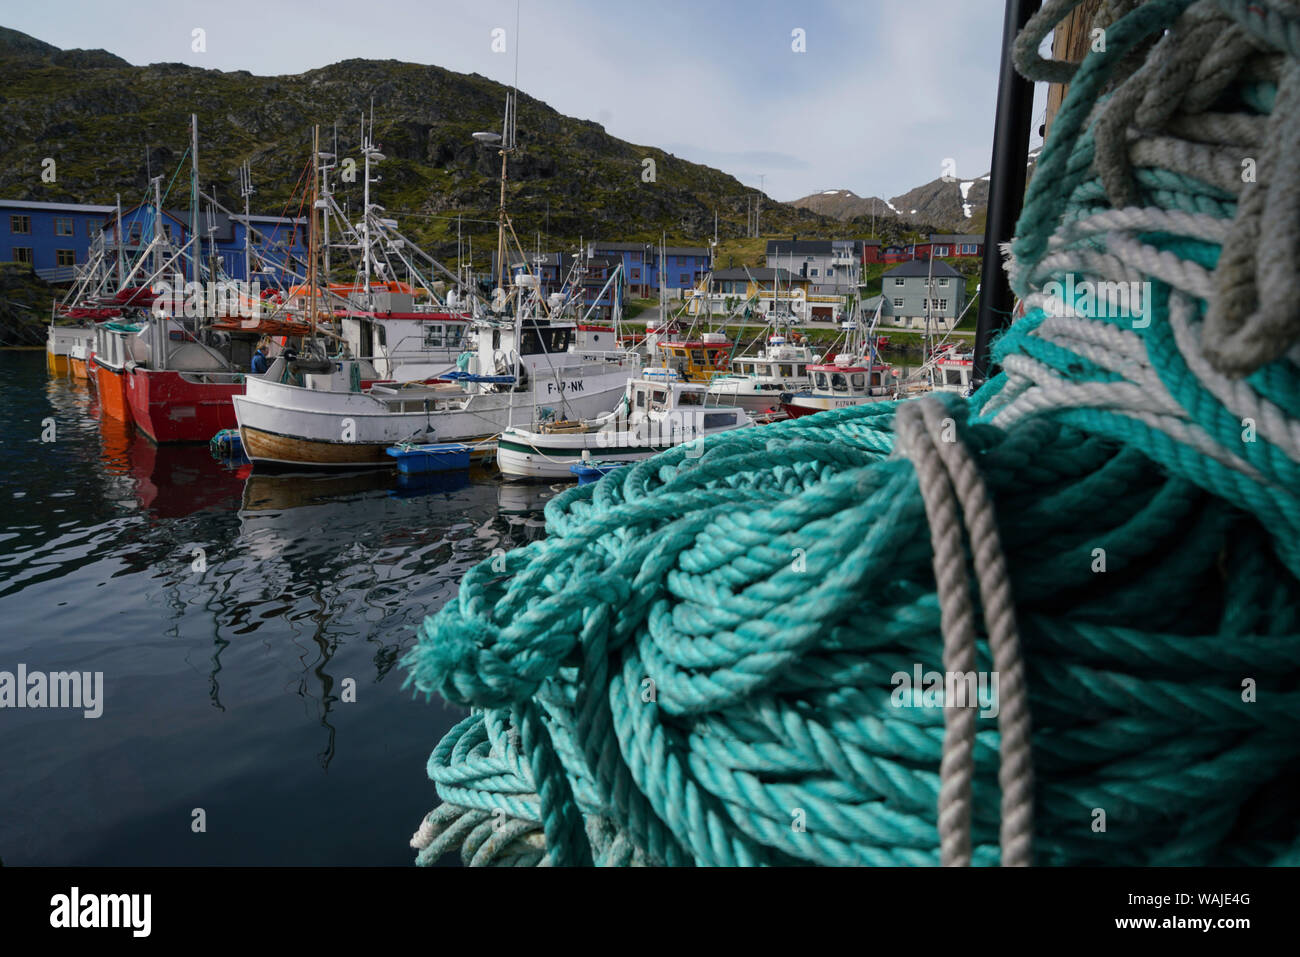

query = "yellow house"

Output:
[[696, 267, 813, 318]]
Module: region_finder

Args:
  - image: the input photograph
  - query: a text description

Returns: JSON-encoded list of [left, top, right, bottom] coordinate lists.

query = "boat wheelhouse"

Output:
[[47, 325, 96, 378], [706, 334, 817, 412], [780, 354, 899, 418], [647, 329, 733, 382], [497, 371, 753, 479], [931, 347, 975, 396]]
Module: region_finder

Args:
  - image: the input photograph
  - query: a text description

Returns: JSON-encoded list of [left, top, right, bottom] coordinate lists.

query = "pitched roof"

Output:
[[662, 246, 710, 257], [881, 258, 963, 278], [0, 199, 115, 214], [590, 241, 647, 252], [929, 233, 983, 244]]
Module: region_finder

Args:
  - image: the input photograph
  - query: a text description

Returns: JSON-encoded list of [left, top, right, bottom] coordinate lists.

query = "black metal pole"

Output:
[[974, 0, 1042, 386]]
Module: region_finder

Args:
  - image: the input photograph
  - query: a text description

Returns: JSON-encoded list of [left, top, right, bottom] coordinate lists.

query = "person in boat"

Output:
[[251, 341, 270, 375]]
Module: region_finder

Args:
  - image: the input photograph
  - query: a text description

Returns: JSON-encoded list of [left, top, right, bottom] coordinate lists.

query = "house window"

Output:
[[56, 249, 75, 266], [893, 298, 904, 308], [631, 269, 639, 279], [938, 278, 949, 286], [936, 246, 949, 256], [129, 224, 142, 242], [680, 274, 688, 285], [893, 278, 905, 286], [810, 268, 818, 277], [12, 247, 33, 263], [55, 217, 74, 236], [826, 268, 834, 277], [10, 215, 30, 234]]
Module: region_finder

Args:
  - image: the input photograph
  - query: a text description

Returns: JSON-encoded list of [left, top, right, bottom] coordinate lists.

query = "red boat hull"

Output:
[[780, 401, 820, 419], [126, 366, 245, 444]]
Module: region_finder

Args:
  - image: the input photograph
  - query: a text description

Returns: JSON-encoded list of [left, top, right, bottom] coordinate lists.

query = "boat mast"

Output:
[[240, 162, 254, 284], [362, 109, 372, 297], [309, 125, 320, 341], [115, 192, 125, 289], [191, 114, 201, 292]]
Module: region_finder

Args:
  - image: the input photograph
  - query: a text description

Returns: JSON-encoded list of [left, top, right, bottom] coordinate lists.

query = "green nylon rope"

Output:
[[403, 0, 1300, 866]]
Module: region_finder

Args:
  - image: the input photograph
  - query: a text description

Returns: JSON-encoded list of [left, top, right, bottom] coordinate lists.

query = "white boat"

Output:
[[930, 345, 976, 396], [233, 316, 638, 468], [705, 333, 818, 412], [497, 372, 753, 479], [780, 354, 900, 418]]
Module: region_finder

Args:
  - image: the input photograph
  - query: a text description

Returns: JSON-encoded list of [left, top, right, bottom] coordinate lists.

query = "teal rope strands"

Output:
[[404, 0, 1300, 866]]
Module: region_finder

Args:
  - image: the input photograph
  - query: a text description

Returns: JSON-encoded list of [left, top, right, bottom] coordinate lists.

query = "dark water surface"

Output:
[[0, 350, 555, 864]]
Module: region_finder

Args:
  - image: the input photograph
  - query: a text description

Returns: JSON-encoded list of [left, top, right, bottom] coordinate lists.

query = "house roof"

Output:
[[590, 241, 647, 252], [862, 239, 882, 247], [662, 246, 710, 257], [881, 259, 963, 278], [765, 239, 863, 257], [929, 233, 983, 244], [0, 199, 115, 214]]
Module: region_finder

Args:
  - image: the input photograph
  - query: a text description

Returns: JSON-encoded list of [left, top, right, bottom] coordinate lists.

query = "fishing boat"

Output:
[[930, 345, 976, 396], [46, 324, 96, 377], [779, 354, 900, 418], [706, 332, 818, 412], [234, 312, 637, 468], [497, 372, 752, 479], [92, 320, 143, 422]]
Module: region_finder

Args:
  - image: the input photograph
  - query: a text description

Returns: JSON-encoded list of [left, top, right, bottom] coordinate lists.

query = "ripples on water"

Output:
[[0, 351, 555, 864]]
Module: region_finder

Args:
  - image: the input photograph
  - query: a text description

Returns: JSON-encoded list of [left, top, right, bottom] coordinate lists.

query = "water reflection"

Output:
[[1, 351, 559, 862]]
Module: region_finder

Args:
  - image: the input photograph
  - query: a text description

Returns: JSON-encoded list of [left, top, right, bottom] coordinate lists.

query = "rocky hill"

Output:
[[0, 26, 836, 267]]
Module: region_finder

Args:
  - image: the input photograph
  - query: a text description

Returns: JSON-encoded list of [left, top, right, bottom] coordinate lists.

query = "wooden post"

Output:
[[1043, 0, 1104, 138]]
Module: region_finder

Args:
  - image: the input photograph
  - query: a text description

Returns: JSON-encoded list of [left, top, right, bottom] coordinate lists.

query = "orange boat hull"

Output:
[[93, 358, 132, 423]]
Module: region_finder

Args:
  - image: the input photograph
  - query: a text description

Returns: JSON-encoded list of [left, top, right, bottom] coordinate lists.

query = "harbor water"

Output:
[[0, 350, 555, 865]]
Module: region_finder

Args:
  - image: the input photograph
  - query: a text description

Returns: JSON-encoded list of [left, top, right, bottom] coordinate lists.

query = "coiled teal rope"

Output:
[[404, 0, 1300, 866]]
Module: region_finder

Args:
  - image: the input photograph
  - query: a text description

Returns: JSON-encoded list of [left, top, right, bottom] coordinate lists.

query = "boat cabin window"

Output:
[[704, 412, 736, 429], [780, 364, 793, 377], [851, 373, 866, 390], [492, 329, 501, 351], [424, 324, 445, 347], [945, 369, 964, 386], [691, 349, 706, 365], [520, 326, 573, 355], [832, 373, 849, 392], [634, 388, 646, 409], [755, 364, 771, 377], [678, 390, 702, 406], [815, 372, 830, 390]]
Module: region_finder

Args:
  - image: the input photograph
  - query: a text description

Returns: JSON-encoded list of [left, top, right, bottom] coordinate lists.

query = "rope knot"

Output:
[[408, 612, 563, 710]]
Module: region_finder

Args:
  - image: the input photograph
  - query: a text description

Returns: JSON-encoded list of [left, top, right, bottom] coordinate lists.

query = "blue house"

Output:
[[1, 198, 307, 286], [494, 250, 622, 321], [103, 203, 307, 285], [2, 199, 115, 281], [587, 241, 712, 299]]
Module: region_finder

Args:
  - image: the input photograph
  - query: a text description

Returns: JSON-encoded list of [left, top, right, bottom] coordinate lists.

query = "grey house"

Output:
[[764, 239, 863, 297], [879, 259, 967, 330]]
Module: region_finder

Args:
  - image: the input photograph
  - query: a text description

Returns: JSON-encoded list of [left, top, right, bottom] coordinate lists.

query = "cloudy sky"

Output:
[[7, 0, 1047, 202]]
